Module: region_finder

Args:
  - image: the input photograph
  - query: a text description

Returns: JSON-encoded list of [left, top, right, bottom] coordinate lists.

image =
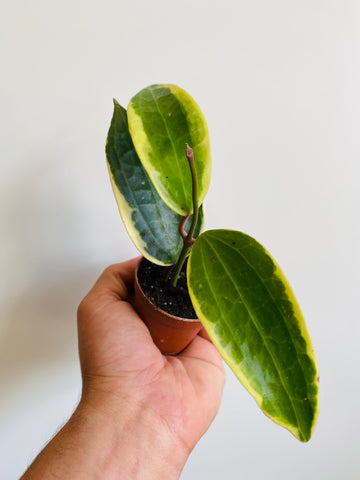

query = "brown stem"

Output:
[[178, 215, 196, 244]]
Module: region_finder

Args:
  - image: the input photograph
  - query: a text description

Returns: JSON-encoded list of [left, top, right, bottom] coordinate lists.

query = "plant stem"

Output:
[[170, 144, 198, 287], [186, 144, 199, 241]]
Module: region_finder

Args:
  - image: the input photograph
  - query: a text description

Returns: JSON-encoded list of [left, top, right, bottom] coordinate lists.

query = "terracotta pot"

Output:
[[132, 259, 202, 355]]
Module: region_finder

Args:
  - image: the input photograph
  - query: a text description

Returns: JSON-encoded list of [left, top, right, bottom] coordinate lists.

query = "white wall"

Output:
[[1, 1, 359, 478]]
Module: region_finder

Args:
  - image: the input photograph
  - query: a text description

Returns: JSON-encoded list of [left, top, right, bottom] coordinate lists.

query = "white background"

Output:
[[1, 1, 359, 478]]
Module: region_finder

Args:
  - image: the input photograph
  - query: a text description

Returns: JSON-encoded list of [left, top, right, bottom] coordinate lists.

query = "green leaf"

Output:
[[127, 84, 211, 215], [106, 99, 204, 265], [188, 230, 319, 442]]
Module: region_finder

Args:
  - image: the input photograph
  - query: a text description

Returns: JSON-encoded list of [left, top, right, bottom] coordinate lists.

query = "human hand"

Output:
[[77, 257, 225, 476], [22, 258, 225, 480]]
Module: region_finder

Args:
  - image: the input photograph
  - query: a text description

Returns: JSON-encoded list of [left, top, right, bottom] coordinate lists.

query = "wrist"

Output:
[[74, 392, 189, 480], [21, 392, 189, 480]]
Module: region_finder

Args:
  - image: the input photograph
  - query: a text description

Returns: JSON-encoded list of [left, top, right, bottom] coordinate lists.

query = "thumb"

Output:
[[77, 258, 162, 380]]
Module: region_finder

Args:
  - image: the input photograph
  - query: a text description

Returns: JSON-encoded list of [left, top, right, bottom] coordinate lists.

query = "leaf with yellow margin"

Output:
[[188, 229, 319, 442], [127, 84, 211, 215]]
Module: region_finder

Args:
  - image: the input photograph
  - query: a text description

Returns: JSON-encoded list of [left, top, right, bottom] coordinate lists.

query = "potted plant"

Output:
[[105, 84, 319, 443]]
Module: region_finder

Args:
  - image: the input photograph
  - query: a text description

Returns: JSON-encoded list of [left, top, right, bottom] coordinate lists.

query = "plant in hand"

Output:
[[105, 84, 319, 442]]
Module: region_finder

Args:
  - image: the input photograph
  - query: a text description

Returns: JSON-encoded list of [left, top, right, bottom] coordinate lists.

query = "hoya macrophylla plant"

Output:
[[105, 83, 319, 442]]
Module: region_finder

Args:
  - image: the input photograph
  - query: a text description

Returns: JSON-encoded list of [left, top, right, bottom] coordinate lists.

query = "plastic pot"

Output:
[[132, 258, 202, 355]]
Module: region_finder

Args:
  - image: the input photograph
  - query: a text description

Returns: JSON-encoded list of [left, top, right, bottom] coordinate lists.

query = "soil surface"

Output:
[[137, 258, 197, 319]]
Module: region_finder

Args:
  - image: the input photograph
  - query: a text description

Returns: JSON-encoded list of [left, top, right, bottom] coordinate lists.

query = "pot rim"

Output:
[[135, 257, 200, 323]]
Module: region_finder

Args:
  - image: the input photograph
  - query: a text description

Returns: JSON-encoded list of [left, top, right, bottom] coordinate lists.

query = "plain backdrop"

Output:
[[1, 1, 359, 478]]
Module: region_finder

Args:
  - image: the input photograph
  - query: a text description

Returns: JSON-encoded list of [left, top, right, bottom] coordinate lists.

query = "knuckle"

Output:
[[103, 263, 117, 276], [77, 294, 90, 319]]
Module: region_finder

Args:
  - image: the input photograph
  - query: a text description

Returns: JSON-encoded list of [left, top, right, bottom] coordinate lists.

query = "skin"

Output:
[[21, 258, 225, 479]]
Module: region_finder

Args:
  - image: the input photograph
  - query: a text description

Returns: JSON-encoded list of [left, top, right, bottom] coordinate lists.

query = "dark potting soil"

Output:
[[137, 258, 197, 319]]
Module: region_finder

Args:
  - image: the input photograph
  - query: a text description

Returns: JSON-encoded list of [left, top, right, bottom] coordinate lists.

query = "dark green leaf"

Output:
[[106, 100, 203, 265]]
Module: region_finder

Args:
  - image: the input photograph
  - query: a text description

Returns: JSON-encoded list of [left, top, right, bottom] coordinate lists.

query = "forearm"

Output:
[[21, 396, 188, 480]]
